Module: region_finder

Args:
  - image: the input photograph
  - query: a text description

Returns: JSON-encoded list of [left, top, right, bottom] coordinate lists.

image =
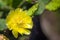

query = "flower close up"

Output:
[[6, 8, 33, 38]]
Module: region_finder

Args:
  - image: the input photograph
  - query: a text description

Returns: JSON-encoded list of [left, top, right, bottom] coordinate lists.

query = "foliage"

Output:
[[34, 0, 50, 15], [0, 19, 7, 31], [0, 12, 3, 18], [18, 36, 29, 40], [46, 0, 60, 11], [27, 3, 38, 16], [26, 0, 32, 3]]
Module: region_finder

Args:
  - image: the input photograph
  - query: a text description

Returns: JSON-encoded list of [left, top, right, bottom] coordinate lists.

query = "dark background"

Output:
[[29, 15, 48, 40]]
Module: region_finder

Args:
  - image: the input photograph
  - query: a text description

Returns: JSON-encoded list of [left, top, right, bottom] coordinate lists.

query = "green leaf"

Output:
[[6, 0, 13, 7], [0, 19, 7, 31], [0, 0, 13, 9], [18, 36, 29, 40], [40, 0, 50, 4], [27, 3, 38, 16], [0, 0, 7, 8], [34, 0, 50, 15], [26, 0, 32, 3], [0, 12, 3, 18], [12, 0, 23, 8], [12, 30, 18, 38], [46, 0, 60, 11]]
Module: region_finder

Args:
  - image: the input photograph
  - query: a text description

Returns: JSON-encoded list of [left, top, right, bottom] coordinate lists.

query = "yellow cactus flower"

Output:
[[6, 8, 33, 38]]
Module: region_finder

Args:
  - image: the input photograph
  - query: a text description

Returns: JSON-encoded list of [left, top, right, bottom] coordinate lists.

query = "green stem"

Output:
[[18, 0, 25, 7]]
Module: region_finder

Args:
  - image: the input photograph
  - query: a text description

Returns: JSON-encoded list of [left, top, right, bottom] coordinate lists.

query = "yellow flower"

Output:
[[6, 8, 33, 38]]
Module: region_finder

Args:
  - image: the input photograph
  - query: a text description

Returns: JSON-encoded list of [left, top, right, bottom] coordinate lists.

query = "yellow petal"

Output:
[[6, 10, 15, 22], [24, 29, 31, 35], [23, 23, 33, 29], [18, 28, 30, 35], [18, 28, 25, 35], [12, 30, 18, 38]]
